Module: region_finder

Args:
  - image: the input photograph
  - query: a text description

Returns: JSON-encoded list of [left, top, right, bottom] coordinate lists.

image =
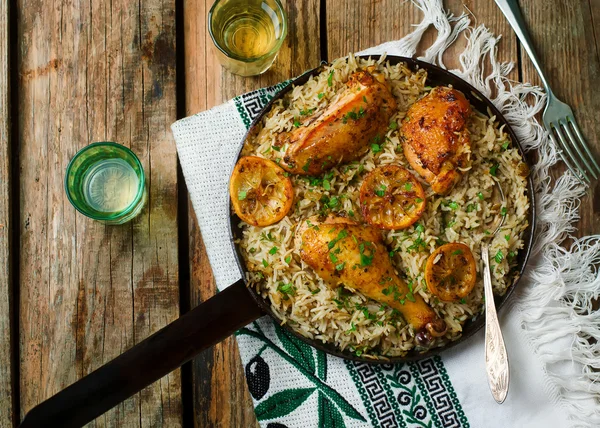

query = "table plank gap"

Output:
[[0, 0, 15, 425]]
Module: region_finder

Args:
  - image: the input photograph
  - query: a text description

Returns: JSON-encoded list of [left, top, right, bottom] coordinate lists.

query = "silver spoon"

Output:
[[481, 180, 509, 403]]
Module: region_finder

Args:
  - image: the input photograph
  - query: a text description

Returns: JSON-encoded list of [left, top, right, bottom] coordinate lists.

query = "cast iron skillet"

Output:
[[20, 56, 535, 427]]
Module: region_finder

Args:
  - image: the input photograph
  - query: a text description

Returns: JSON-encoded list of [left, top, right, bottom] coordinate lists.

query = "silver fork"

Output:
[[495, 0, 600, 184]]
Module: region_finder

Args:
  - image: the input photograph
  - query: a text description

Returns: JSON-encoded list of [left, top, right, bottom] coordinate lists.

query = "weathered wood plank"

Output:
[[183, 0, 321, 426], [17, 0, 181, 425], [519, 0, 600, 237], [0, 0, 14, 425], [327, 0, 517, 78]]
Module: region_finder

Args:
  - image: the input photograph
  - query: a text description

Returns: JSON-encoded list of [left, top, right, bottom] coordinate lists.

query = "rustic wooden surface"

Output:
[[15, 0, 181, 426], [0, 0, 14, 426], [520, 0, 600, 237], [1, 0, 599, 426]]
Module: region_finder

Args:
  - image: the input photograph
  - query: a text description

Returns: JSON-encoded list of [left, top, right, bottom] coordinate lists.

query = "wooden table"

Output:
[[0, 0, 598, 426]]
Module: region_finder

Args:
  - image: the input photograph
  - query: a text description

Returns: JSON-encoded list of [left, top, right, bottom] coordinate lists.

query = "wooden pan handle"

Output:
[[19, 279, 262, 428]]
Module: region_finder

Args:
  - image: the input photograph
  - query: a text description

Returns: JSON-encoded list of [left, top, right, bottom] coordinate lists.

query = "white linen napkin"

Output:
[[172, 1, 598, 426]]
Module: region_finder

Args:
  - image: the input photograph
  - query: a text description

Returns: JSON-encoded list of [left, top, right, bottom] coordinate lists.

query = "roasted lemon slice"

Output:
[[229, 156, 294, 226], [425, 243, 477, 302], [359, 165, 426, 230]]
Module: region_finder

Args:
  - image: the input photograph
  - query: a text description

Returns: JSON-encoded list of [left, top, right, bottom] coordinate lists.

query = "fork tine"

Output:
[[560, 120, 598, 180], [547, 125, 589, 184], [567, 117, 600, 175]]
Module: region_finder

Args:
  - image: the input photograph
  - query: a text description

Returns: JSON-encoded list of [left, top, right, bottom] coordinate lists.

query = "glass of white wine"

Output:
[[65, 142, 147, 225], [209, 0, 287, 76]]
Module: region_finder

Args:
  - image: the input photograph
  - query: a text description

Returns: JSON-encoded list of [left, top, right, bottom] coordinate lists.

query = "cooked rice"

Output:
[[237, 54, 530, 359]]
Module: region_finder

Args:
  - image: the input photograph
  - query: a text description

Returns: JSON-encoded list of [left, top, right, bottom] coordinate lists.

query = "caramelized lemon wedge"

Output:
[[359, 165, 426, 230], [425, 243, 477, 302], [229, 156, 293, 226]]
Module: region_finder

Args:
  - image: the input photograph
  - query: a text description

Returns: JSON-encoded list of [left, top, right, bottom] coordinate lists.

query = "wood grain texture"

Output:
[[519, 0, 600, 237], [183, 0, 320, 426], [0, 0, 14, 425], [17, 0, 181, 425]]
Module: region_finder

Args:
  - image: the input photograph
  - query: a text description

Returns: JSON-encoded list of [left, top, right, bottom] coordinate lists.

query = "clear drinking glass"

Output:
[[65, 142, 147, 225], [209, 0, 287, 76]]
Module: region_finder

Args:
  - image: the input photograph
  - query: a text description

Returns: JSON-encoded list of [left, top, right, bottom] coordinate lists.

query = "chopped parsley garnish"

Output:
[[459, 298, 467, 304], [490, 163, 499, 176], [323, 179, 331, 191], [260, 232, 275, 242], [415, 224, 425, 233], [335, 262, 346, 271], [237, 190, 247, 200], [348, 210, 355, 217], [495, 250, 504, 264], [466, 203, 476, 212], [327, 70, 334, 87], [329, 252, 338, 263], [318, 92, 325, 99], [508, 251, 516, 259], [249, 247, 256, 253], [300, 108, 315, 116], [404, 182, 412, 191], [271, 145, 281, 152], [477, 192, 484, 200], [285, 255, 292, 264], [346, 323, 356, 334], [374, 185, 386, 197], [262, 259, 269, 268], [501, 207, 508, 216], [415, 198, 423, 203], [359, 242, 375, 266], [446, 200, 459, 210], [451, 249, 463, 255], [302, 158, 312, 172], [328, 229, 348, 249], [406, 292, 416, 303], [269, 246, 278, 255], [501, 141, 510, 150], [277, 282, 296, 299], [311, 288, 320, 294], [505, 234, 510, 242], [363, 95, 368, 103], [389, 120, 398, 130], [293, 118, 301, 128], [371, 143, 381, 153]]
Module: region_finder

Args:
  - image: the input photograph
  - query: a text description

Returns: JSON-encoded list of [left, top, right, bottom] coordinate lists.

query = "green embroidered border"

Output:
[[344, 359, 380, 427], [374, 366, 407, 427], [434, 356, 470, 427], [410, 363, 442, 428]]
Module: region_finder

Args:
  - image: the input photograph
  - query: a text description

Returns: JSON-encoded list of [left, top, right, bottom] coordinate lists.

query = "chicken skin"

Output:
[[278, 69, 397, 176], [401, 87, 472, 195], [296, 216, 446, 337]]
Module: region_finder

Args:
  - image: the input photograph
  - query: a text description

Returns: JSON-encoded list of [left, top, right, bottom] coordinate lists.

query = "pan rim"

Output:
[[227, 55, 536, 364]]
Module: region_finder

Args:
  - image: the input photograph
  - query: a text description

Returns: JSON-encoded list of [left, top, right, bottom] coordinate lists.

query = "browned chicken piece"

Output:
[[278, 69, 397, 176], [401, 87, 472, 195], [296, 216, 446, 340]]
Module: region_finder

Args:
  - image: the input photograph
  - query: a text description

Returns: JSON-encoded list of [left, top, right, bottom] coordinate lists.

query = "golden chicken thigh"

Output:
[[401, 87, 472, 195], [278, 69, 397, 176], [296, 216, 446, 337]]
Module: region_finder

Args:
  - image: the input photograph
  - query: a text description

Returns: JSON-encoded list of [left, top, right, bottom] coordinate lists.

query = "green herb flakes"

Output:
[[327, 70, 334, 87], [495, 250, 504, 264], [490, 163, 499, 176], [269, 246, 278, 255], [318, 92, 325, 99], [262, 259, 269, 268], [237, 190, 247, 200], [371, 143, 381, 153], [335, 262, 346, 271], [477, 192, 484, 200], [285, 255, 292, 264]]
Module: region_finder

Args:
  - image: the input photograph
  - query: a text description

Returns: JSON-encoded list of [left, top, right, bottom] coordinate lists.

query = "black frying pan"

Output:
[[20, 56, 535, 427]]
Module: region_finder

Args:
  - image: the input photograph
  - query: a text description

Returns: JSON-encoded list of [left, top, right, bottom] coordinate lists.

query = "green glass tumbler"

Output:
[[65, 142, 147, 225]]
